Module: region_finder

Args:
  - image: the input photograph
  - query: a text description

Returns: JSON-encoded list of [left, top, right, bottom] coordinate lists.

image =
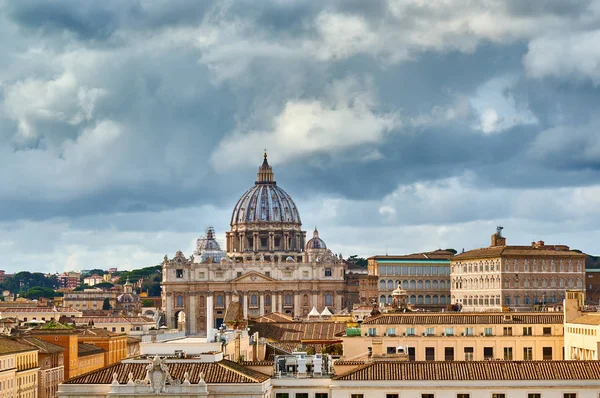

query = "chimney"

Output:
[[491, 226, 506, 247]]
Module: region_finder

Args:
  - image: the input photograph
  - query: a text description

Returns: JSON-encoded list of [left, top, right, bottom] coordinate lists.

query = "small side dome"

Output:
[[306, 228, 327, 250]]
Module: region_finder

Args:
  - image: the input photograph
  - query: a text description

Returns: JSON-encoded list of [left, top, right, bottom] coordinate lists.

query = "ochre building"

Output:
[[450, 228, 586, 311], [162, 154, 346, 335]]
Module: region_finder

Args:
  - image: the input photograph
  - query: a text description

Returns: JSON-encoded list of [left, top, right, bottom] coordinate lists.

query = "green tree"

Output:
[[21, 287, 59, 299], [94, 282, 114, 289], [444, 248, 458, 254], [102, 298, 112, 310], [346, 255, 368, 267], [142, 299, 155, 307]]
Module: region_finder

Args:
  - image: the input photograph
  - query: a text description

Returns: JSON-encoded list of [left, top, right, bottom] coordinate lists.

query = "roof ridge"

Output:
[[218, 360, 263, 383]]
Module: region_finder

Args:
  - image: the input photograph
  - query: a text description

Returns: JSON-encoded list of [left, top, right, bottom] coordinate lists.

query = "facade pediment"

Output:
[[231, 271, 276, 283]]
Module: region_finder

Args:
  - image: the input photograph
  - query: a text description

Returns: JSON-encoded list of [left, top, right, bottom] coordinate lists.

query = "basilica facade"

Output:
[[161, 154, 346, 335]]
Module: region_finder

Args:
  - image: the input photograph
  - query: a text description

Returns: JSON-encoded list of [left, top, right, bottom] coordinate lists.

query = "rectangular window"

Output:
[[387, 346, 397, 354], [408, 347, 416, 361], [457, 395, 470, 398], [386, 327, 396, 336], [386, 395, 399, 398], [444, 327, 454, 336], [543, 327, 552, 336], [198, 272, 205, 279], [464, 327, 473, 336], [368, 328, 377, 337], [464, 347, 474, 361], [176, 269, 183, 278], [237, 271, 242, 278], [484, 327, 493, 336], [563, 394, 577, 398], [295, 394, 309, 398], [425, 327, 435, 336], [503, 347, 513, 360], [528, 394, 541, 398], [445, 347, 454, 361], [422, 395, 435, 398], [120, 327, 125, 332], [265, 271, 270, 278], [351, 395, 364, 398], [425, 347, 435, 361], [543, 347, 553, 360], [325, 268, 332, 277], [315, 394, 328, 398], [275, 394, 289, 398], [484, 347, 494, 360], [503, 327, 512, 336], [303, 270, 309, 278], [492, 395, 506, 398], [523, 347, 533, 360], [523, 327, 532, 336], [406, 327, 415, 336]]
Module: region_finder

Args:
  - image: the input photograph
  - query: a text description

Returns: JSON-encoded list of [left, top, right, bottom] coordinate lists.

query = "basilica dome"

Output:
[[230, 154, 301, 226], [226, 153, 306, 261], [306, 228, 326, 250]]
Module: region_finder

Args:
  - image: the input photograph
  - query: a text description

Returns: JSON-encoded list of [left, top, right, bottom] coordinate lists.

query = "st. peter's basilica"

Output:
[[161, 154, 346, 335]]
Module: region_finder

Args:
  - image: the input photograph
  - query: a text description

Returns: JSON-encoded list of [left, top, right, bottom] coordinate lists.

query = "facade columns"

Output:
[[277, 293, 283, 313], [253, 232, 259, 251], [312, 292, 318, 310], [243, 294, 248, 319], [226, 293, 231, 308], [240, 233, 245, 252], [259, 295, 265, 316], [165, 294, 173, 329], [206, 294, 214, 333], [336, 292, 344, 312], [188, 293, 196, 335], [294, 294, 301, 317]]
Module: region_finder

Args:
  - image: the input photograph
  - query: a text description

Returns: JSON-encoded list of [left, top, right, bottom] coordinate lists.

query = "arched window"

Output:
[[325, 293, 333, 306], [432, 295, 439, 304], [417, 280, 424, 290], [265, 295, 271, 306], [251, 294, 258, 306], [417, 295, 424, 304], [216, 295, 224, 307], [440, 295, 446, 304], [387, 280, 394, 290], [410, 295, 416, 304], [285, 294, 292, 305], [410, 280, 416, 290], [568, 279, 574, 288], [380, 280, 386, 290], [402, 280, 409, 289], [440, 280, 445, 290], [380, 295, 386, 303], [387, 295, 392, 304], [432, 280, 438, 290], [425, 280, 431, 290], [425, 295, 431, 304], [176, 295, 184, 307]]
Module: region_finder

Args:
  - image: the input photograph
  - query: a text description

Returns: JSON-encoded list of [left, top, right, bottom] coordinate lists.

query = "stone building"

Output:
[[367, 250, 454, 310], [450, 227, 586, 312], [162, 154, 346, 335], [18, 337, 65, 398], [0, 336, 39, 398]]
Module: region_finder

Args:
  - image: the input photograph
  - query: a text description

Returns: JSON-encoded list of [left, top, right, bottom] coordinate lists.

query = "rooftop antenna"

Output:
[[496, 225, 504, 237], [385, 244, 388, 256]]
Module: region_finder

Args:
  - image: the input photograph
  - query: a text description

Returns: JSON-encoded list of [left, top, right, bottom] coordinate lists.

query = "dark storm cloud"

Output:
[[0, 0, 600, 272]]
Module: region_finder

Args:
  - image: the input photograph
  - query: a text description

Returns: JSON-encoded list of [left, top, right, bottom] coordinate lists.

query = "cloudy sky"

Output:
[[1, 0, 599, 273]]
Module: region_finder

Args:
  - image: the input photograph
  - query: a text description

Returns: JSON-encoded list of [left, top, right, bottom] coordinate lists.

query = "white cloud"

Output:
[[2, 71, 106, 141], [524, 30, 600, 85], [211, 77, 399, 168], [470, 75, 538, 134]]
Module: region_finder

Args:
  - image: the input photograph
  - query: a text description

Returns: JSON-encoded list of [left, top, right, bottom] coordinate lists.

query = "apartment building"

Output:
[[342, 312, 564, 361]]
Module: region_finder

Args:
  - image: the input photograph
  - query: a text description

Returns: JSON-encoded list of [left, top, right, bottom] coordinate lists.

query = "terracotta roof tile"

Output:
[[453, 246, 585, 261], [64, 359, 269, 384], [333, 361, 600, 381], [78, 343, 105, 357], [17, 337, 65, 354], [362, 312, 563, 325], [0, 336, 39, 355], [253, 312, 295, 323], [250, 322, 346, 342]]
